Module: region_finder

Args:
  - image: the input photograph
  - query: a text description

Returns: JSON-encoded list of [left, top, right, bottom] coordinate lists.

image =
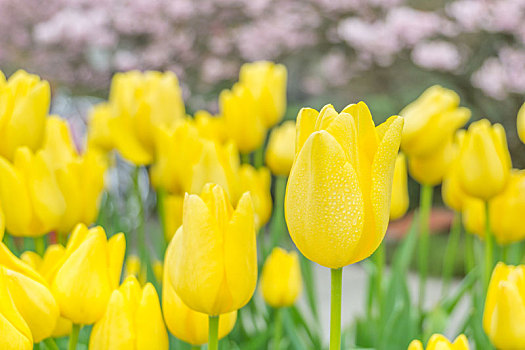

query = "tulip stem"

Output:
[[465, 231, 475, 274], [269, 176, 287, 255], [273, 307, 283, 349], [208, 315, 220, 350], [241, 153, 251, 165], [133, 166, 148, 279], [254, 145, 264, 168], [442, 211, 462, 295], [35, 235, 46, 256], [330, 267, 343, 350], [3, 232, 18, 255], [373, 243, 385, 312], [68, 324, 81, 350], [501, 245, 509, 263], [418, 184, 433, 311], [484, 201, 494, 293], [190, 346, 200, 350], [43, 338, 59, 350]]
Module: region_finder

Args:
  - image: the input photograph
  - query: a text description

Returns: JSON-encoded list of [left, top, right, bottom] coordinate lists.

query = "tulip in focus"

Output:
[[483, 263, 525, 349], [163, 235, 237, 345], [89, 276, 168, 350], [517, 102, 525, 144], [0, 70, 50, 161], [238, 164, 272, 229], [390, 153, 409, 220], [167, 183, 257, 315], [265, 120, 296, 176], [408, 334, 469, 350], [51, 224, 126, 324], [260, 247, 302, 308], [285, 102, 404, 268]]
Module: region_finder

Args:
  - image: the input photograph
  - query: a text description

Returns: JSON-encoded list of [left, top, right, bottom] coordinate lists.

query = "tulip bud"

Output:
[[390, 153, 409, 220], [265, 120, 296, 176], [0, 70, 50, 161], [517, 102, 525, 144], [408, 334, 469, 350], [163, 236, 236, 345], [260, 248, 302, 307], [238, 165, 272, 229], [458, 119, 511, 200], [285, 103, 403, 268], [167, 184, 257, 315], [51, 224, 125, 324], [483, 263, 525, 349], [239, 61, 287, 127], [89, 276, 168, 350], [220, 83, 267, 154], [0, 267, 33, 349], [108, 71, 185, 165]]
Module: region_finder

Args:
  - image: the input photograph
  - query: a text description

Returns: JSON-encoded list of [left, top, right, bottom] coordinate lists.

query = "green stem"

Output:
[[254, 145, 265, 168], [156, 187, 167, 248], [330, 268, 343, 350], [442, 211, 462, 295], [374, 243, 385, 312], [501, 245, 509, 263], [35, 235, 46, 256], [484, 201, 494, 293], [133, 166, 148, 278], [418, 184, 433, 311], [43, 338, 59, 350], [268, 176, 287, 255], [241, 153, 251, 165], [190, 346, 200, 350], [465, 232, 475, 274], [208, 315, 220, 350], [68, 324, 81, 350], [273, 307, 283, 349], [3, 232, 18, 255]]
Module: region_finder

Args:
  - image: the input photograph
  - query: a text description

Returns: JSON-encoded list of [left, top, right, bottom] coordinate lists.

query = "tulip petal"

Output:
[[109, 115, 153, 165], [107, 233, 126, 290], [407, 340, 423, 350], [136, 283, 169, 350], [295, 107, 318, 155], [488, 281, 525, 349]]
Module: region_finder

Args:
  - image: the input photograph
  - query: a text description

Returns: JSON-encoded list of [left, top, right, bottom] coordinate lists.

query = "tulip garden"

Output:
[[1, 39, 525, 350]]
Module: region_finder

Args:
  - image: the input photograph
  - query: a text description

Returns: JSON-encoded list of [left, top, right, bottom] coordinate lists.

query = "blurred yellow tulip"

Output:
[[162, 194, 184, 242], [163, 235, 237, 345], [408, 138, 456, 186], [51, 224, 125, 324], [87, 103, 114, 152], [123, 254, 145, 284], [442, 131, 467, 212], [483, 263, 525, 349], [108, 70, 185, 165], [238, 164, 272, 229], [458, 119, 511, 200], [194, 110, 228, 143], [408, 334, 469, 350], [265, 120, 296, 176], [0, 70, 50, 161], [167, 184, 257, 315], [400, 85, 470, 158], [0, 147, 65, 237], [0, 267, 32, 350], [239, 61, 287, 127], [285, 103, 403, 268], [89, 276, 168, 350], [390, 153, 409, 220], [260, 247, 302, 308], [517, 102, 525, 144], [220, 83, 267, 154]]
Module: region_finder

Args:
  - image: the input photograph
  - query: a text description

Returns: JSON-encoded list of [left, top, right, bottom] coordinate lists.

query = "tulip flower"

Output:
[[265, 120, 296, 176], [89, 276, 168, 350], [483, 263, 525, 349], [517, 102, 525, 144], [87, 103, 114, 152], [123, 254, 145, 284], [108, 70, 185, 165], [407, 138, 456, 186], [238, 164, 272, 229], [408, 334, 469, 350], [163, 235, 236, 346], [194, 110, 228, 143], [390, 153, 409, 220], [260, 247, 302, 308], [161, 194, 184, 242], [220, 83, 267, 154], [51, 224, 125, 325], [285, 102, 403, 350], [0, 147, 65, 237], [0, 267, 33, 350], [457, 119, 511, 201], [442, 132, 466, 213], [0, 70, 50, 161]]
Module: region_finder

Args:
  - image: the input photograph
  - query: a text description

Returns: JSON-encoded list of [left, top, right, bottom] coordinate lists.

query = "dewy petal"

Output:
[[342, 102, 378, 165], [285, 131, 364, 269], [324, 112, 358, 167], [295, 108, 318, 155], [316, 104, 339, 130]]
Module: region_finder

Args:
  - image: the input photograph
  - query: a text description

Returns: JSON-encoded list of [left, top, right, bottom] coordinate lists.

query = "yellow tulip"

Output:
[[108, 70, 185, 165], [194, 110, 228, 143], [220, 83, 267, 154], [0, 147, 65, 237], [390, 153, 409, 220], [408, 138, 456, 186], [89, 276, 168, 350], [517, 102, 525, 144], [87, 103, 114, 152], [0, 243, 59, 342], [458, 119, 511, 200], [162, 194, 184, 242], [483, 263, 525, 349], [163, 235, 237, 345], [265, 120, 296, 176], [285, 103, 404, 268], [123, 254, 145, 284], [51, 224, 125, 324], [260, 247, 302, 307], [0, 267, 32, 350], [408, 334, 469, 350], [442, 131, 467, 212], [0, 70, 50, 161], [238, 164, 272, 229], [400, 85, 470, 158], [239, 61, 287, 127], [167, 183, 257, 315]]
